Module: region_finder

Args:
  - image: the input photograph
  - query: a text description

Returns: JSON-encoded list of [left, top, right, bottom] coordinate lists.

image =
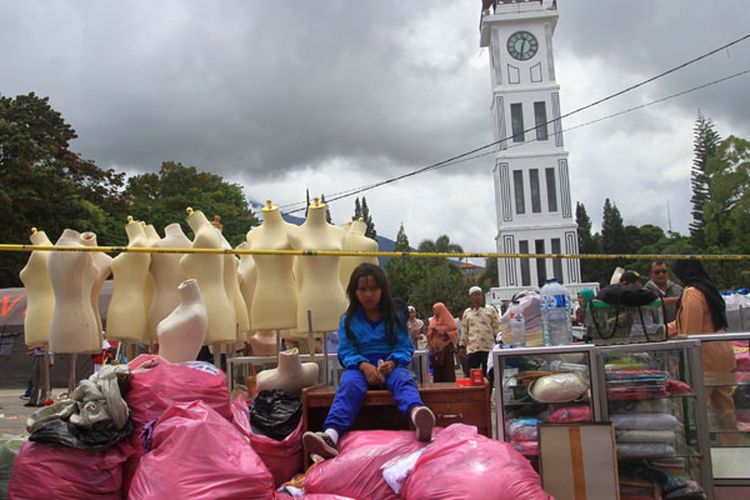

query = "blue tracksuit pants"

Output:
[[324, 355, 423, 435]]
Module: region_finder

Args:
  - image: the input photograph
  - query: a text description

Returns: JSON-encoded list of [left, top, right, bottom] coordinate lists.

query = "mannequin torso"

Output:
[[81, 232, 113, 337], [288, 201, 346, 333], [48, 229, 101, 353], [106, 218, 151, 341], [237, 241, 257, 331], [339, 219, 379, 288], [19, 229, 55, 347], [246, 202, 298, 330], [179, 209, 236, 343], [147, 223, 191, 340], [256, 347, 319, 393], [157, 278, 208, 363]]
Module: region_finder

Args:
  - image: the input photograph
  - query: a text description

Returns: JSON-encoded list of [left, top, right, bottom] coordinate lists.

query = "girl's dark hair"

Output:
[[343, 263, 404, 344], [672, 258, 727, 330]]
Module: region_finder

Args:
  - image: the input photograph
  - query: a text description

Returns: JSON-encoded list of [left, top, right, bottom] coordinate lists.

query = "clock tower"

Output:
[[479, 0, 597, 302]]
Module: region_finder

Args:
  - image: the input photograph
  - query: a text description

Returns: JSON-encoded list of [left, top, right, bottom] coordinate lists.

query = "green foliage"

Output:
[[0, 92, 127, 286], [575, 202, 602, 283], [352, 197, 376, 238], [320, 194, 332, 223], [394, 223, 410, 251], [124, 161, 258, 246], [689, 112, 720, 247], [479, 257, 498, 291], [601, 198, 627, 255]]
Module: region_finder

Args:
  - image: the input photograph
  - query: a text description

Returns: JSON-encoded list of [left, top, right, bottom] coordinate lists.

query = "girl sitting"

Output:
[[303, 263, 435, 459]]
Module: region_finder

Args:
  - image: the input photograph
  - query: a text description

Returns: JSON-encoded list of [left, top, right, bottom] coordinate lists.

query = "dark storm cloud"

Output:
[[0, 0, 491, 179], [556, 0, 750, 133]]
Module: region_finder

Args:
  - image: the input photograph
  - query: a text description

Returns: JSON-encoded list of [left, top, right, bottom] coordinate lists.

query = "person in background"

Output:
[[24, 345, 45, 407], [619, 270, 645, 287], [406, 306, 425, 348], [644, 260, 683, 323], [573, 289, 595, 326], [668, 258, 736, 443], [427, 303, 458, 382], [460, 286, 500, 385]]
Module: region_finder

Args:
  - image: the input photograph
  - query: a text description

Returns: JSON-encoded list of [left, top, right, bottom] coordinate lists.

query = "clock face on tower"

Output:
[[507, 31, 538, 61]]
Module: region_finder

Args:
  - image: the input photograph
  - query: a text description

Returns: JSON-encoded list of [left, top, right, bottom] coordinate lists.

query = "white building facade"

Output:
[[480, 0, 597, 303]]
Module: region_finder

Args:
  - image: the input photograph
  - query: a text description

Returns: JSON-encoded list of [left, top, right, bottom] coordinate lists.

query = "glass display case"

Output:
[[492, 344, 601, 466], [688, 332, 750, 488], [596, 339, 714, 499]]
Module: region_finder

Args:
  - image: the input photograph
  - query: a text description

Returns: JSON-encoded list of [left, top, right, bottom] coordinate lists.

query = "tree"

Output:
[[575, 202, 601, 283], [689, 112, 720, 248], [360, 196, 377, 239], [394, 222, 410, 251], [320, 194, 332, 223], [409, 264, 470, 320], [124, 161, 258, 246], [601, 198, 627, 255], [0, 92, 127, 286], [353, 197, 362, 220], [479, 256, 498, 291]]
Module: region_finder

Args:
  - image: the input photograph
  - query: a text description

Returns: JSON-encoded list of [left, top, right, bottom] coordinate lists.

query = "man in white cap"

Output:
[[459, 286, 500, 386]]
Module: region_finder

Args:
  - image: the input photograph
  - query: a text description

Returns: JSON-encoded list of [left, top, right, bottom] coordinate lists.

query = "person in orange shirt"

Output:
[[668, 259, 737, 439]]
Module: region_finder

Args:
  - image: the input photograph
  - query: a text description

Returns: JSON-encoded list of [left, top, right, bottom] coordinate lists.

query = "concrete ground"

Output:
[[0, 388, 66, 436]]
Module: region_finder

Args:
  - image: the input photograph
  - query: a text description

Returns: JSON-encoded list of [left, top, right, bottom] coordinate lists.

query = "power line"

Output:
[[282, 63, 750, 214], [279, 32, 750, 213]]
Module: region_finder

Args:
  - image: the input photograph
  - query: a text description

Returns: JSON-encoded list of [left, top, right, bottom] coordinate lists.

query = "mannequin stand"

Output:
[[42, 348, 51, 402], [322, 331, 329, 387], [67, 354, 77, 395], [306, 310, 315, 364], [276, 329, 282, 354], [212, 342, 222, 369]]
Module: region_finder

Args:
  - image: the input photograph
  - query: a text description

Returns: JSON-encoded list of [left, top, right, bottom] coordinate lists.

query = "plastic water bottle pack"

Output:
[[539, 279, 572, 346], [508, 300, 526, 348]]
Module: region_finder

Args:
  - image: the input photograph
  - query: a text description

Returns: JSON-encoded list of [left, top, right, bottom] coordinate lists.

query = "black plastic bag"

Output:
[[29, 415, 133, 450], [250, 390, 302, 441]]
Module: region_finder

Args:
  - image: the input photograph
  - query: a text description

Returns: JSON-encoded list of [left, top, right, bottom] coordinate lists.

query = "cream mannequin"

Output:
[[143, 223, 160, 242], [179, 208, 236, 344], [248, 330, 277, 356], [256, 347, 319, 393], [246, 200, 298, 330], [48, 229, 101, 353], [106, 217, 151, 341], [236, 241, 257, 331], [141, 223, 158, 318], [288, 199, 346, 333], [157, 279, 208, 363], [19, 228, 55, 346], [80, 231, 113, 336], [339, 218, 379, 289], [213, 226, 250, 342], [147, 223, 191, 340]]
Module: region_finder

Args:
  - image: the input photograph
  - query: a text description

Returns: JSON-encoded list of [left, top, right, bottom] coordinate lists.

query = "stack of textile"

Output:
[[507, 417, 540, 457], [606, 369, 671, 400], [732, 340, 750, 432]]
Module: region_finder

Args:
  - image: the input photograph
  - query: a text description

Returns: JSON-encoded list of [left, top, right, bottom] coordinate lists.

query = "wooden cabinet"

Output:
[[302, 381, 491, 439]]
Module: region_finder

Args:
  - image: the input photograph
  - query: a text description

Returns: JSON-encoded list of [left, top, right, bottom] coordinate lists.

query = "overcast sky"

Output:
[[2, 0, 749, 254]]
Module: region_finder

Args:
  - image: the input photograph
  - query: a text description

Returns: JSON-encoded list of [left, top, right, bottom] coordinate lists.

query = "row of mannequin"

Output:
[[19, 199, 378, 354]]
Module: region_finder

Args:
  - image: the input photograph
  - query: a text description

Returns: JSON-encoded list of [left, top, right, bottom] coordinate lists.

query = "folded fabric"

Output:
[[610, 399, 673, 415], [508, 418, 540, 441], [617, 442, 675, 458], [607, 386, 669, 400], [547, 405, 592, 423], [381, 447, 426, 495], [606, 370, 670, 382], [612, 413, 680, 431], [666, 379, 693, 395], [616, 430, 676, 443], [510, 440, 538, 457]]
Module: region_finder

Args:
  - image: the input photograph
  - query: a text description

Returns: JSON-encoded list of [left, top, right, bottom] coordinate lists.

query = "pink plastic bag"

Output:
[[128, 400, 274, 500], [402, 424, 550, 500], [8, 441, 130, 500], [304, 429, 439, 500], [230, 396, 303, 488]]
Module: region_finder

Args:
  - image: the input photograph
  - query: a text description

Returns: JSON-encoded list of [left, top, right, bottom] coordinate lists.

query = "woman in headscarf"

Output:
[[574, 288, 595, 326], [407, 306, 425, 349], [427, 302, 458, 382], [669, 259, 737, 441]]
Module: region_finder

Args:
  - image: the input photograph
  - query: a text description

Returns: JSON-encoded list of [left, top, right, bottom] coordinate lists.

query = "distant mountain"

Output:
[[249, 199, 398, 264]]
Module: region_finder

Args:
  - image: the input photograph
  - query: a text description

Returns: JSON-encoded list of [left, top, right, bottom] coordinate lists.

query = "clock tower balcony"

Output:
[[480, 0, 558, 47]]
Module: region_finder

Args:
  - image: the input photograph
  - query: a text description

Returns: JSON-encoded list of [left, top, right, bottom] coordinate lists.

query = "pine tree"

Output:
[[689, 112, 720, 248], [320, 194, 332, 223], [360, 196, 377, 239], [575, 202, 600, 282], [353, 197, 362, 220], [395, 222, 410, 251], [601, 198, 627, 255], [305, 188, 311, 218]]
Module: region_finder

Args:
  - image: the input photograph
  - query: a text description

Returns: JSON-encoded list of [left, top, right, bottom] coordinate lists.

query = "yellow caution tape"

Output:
[[0, 243, 748, 261]]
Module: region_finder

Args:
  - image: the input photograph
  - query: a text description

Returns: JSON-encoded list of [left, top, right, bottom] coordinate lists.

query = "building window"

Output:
[[530, 168, 541, 213], [535, 239, 547, 286], [511, 103, 525, 143], [545, 167, 557, 212], [519, 240, 531, 287], [534, 101, 548, 141], [513, 170, 525, 214], [551, 238, 563, 282]]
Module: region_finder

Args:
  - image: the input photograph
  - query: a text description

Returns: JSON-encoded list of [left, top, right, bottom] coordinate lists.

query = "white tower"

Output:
[[480, 0, 597, 302]]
